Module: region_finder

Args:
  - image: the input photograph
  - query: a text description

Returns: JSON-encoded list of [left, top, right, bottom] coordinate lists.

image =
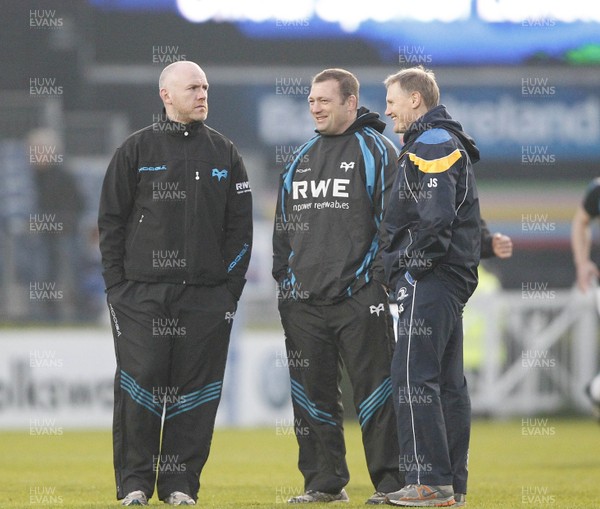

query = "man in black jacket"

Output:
[[273, 68, 403, 505], [98, 61, 252, 506], [381, 66, 480, 507]]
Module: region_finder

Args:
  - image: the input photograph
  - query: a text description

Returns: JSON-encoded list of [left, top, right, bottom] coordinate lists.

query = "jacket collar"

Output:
[[155, 109, 204, 137]]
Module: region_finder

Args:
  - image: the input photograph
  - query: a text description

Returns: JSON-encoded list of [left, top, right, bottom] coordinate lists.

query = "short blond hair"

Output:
[[384, 66, 440, 110]]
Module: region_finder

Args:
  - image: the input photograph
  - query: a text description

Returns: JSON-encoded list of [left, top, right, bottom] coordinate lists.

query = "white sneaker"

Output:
[[165, 491, 196, 505], [122, 490, 148, 506]]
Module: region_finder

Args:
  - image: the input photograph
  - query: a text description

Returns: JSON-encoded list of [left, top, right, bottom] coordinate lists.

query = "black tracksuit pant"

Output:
[[278, 281, 404, 495], [391, 270, 471, 494], [106, 280, 236, 502]]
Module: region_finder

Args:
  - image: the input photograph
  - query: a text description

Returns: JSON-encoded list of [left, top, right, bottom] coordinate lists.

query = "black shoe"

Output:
[[288, 489, 349, 503]]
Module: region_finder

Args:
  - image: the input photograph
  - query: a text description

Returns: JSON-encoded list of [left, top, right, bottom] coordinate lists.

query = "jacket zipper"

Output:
[[128, 210, 145, 250]]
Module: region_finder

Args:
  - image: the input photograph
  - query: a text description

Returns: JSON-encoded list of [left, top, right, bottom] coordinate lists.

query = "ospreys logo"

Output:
[[212, 168, 228, 181], [340, 161, 355, 172], [369, 303, 385, 316]]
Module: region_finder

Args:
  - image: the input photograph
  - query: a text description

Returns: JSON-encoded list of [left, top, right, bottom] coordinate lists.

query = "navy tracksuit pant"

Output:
[[391, 270, 471, 494], [106, 281, 236, 502], [278, 281, 404, 495]]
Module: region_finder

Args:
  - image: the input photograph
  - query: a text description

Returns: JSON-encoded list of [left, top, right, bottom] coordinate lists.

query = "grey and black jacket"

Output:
[[272, 107, 398, 304]]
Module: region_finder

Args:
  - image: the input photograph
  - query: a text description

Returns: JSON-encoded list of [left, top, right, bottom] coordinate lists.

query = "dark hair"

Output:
[[312, 68, 359, 103]]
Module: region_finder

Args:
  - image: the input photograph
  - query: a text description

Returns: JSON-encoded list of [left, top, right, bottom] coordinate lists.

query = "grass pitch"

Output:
[[1, 419, 599, 508]]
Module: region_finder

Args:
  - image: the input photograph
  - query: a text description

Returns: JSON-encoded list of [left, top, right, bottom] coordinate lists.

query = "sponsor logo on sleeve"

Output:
[[235, 181, 251, 194]]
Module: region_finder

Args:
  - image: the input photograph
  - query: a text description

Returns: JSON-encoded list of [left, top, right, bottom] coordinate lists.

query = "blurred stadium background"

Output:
[[1, 0, 600, 433]]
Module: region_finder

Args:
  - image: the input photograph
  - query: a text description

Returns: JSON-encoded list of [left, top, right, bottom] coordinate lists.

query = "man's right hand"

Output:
[[491, 233, 513, 259], [576, 260, 600, 293]]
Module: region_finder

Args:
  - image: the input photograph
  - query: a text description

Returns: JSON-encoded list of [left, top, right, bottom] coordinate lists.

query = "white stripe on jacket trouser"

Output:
[[391, 271, 471, 494]]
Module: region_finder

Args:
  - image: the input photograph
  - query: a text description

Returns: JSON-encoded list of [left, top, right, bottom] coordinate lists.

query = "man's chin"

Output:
[[191, 112, 207, 122]]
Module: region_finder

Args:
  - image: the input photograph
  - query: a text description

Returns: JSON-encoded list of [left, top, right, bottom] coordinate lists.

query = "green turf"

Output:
[[1, 419, 598, 508]]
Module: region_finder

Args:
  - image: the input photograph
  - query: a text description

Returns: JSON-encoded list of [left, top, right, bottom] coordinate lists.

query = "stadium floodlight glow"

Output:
[[552, 1, 597, 23], [177, 0, 315, 23], [405, 0, 470, 22], [176, 0, 217, 23], [315, 0, 469, 30], [477, 0, 600, 22], [270, 0, 313, 22], [315, 0, 372, 32], [177, 0, 470, 28]]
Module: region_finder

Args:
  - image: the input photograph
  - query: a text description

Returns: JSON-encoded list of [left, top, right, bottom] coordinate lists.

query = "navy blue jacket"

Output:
[[381, 105, 481, 298]]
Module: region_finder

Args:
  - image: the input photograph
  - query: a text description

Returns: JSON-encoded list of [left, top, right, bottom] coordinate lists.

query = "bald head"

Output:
[[159, 61, 209, 124], [159, 61, 204, 90]]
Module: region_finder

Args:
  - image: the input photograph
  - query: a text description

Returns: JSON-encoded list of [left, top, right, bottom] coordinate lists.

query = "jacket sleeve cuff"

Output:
[[480, 238, 495, 259], [102, 268, 125, 292], [408, 266, 432, 282], [371, 265, 386, 284], [227, 277, 247, 301]]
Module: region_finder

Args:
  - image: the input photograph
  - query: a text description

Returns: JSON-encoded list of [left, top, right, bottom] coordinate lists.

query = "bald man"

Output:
[[158, 61, 209, 123], [99, 62, 253, 506]]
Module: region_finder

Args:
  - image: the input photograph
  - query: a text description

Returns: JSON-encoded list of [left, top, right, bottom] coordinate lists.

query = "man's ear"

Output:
[[160, 88, 171, 104], [411, 91, 422, 110], [347, 94, 358, 111]]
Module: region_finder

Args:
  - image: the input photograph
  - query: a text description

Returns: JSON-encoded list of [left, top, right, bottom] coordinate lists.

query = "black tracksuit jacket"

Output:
[[98, 116, 252, 299], [272, 107, 398, 304]]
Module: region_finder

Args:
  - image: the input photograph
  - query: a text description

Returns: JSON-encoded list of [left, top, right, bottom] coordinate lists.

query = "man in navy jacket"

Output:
[[381, 66, 480, 508]]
